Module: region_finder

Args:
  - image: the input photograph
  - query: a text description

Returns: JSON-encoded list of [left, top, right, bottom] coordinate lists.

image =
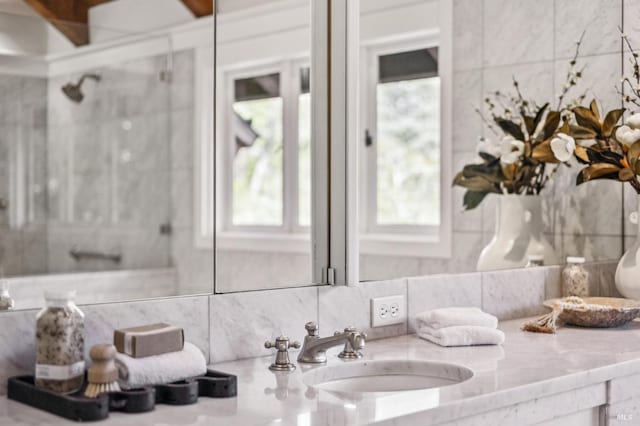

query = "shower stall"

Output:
[[0, 12, 178, 276]]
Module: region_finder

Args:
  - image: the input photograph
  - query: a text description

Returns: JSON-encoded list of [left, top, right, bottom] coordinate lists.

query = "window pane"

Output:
[[376, 77, 440, 226], [232, 96, 283, 226], [298, 92, 311, 226]]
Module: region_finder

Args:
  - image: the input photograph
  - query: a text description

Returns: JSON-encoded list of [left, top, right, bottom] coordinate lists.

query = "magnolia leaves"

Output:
[[531, 113, 569, 163], [572, 99, 624, 140], [572, 99, 635, 188], [453, 158, 503, 211], [576, 163, 621, 185]]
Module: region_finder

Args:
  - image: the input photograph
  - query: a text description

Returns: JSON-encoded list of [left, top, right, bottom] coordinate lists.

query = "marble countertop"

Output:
[[4, 318, 640, 425]]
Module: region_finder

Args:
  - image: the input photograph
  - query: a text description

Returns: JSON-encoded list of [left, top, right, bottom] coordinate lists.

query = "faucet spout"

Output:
[[297, 322, 366, 364]]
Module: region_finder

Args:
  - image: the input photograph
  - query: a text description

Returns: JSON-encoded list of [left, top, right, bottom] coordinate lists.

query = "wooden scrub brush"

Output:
[[84, 344, 121, 398]]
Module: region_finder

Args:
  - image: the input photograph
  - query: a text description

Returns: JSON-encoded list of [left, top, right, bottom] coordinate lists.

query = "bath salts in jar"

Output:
[[35, 291, 85, 394], [562, 257, 589, 298]]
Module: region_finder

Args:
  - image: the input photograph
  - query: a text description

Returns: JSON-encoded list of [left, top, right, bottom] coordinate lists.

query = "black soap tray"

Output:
[[7, 370, 237, 422]]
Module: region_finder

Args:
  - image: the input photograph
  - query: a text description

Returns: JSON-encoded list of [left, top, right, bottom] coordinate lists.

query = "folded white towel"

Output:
[[115, 342, 207, 389], [415, 307, 498, 330], [417, 325, 505, 347]]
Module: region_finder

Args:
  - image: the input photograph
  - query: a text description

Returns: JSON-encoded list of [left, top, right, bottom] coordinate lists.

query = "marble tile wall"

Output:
[[0, 260, 618, 395], [207, 261, 619, 363], [0, 74, 48, 276], [168, 48, 214, 295], [46, 53, 173, 275], [440, 0, 627, 283]]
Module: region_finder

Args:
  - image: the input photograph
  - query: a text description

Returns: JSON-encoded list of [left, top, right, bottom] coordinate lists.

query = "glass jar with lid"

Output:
[[562, 257, 589, 298], [35, 290, 85, 394]]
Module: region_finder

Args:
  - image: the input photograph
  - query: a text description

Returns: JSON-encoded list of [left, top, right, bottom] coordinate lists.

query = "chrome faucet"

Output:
[[297, 322, 367, 364]]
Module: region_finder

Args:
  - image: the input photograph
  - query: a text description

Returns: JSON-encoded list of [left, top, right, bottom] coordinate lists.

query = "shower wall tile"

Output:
[[452, 69, 483, 153], [554, 52, 622, 113], [483, 0, 554, 66], [171, 108, 195, 170], [116, 169, 171, 225], [171, 169, 193, 229], [171, 49, 196, 111], [112, 113, 170, 172], [624, 0, 640, 45], [482, 61, 554, 110], [555, 0, 621, 59], [453, 0, 483, 71]]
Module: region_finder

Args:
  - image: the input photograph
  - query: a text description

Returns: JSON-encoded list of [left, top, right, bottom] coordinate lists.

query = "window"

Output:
[[364, 45, 441, 235], [221, 62, 311, 234]]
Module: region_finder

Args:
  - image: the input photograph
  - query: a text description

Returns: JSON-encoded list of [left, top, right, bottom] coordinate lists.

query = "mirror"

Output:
[[356, 0, 628, 281], [0, 0, 214, 309], [214, 0, 320, 293]]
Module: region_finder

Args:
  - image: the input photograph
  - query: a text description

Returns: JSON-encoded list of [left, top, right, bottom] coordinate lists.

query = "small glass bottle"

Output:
[[35, 291, 85, 394], [526, 254, 544, 267], [0, 281, 14, 311], [562, 257, 589, 298]]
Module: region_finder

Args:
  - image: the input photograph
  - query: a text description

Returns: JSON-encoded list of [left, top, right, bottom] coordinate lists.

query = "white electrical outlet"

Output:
[[371, 295, 405, 327]]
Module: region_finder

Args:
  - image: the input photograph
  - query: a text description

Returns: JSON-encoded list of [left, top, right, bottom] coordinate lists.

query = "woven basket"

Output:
[[543, 297, 640, 328]]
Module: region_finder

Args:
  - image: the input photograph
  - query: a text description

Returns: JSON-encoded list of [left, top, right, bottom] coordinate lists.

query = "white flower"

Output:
[[476, 137, 501, 158], [550, 133, 576, 162], [578, 139, 597, 148], [628, 113, 640, 129], [499, 135, 525, 165], [616, 125, 640, 146]]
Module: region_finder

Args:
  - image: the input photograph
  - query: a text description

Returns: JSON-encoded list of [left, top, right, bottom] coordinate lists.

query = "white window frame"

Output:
[[363, 38, 441, 236], [356, 0, 452, 259], [215, 58, 312, 250]]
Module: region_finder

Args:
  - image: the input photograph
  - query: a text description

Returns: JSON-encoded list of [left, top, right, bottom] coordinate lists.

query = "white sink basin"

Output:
[[302, 360, 473, 394]]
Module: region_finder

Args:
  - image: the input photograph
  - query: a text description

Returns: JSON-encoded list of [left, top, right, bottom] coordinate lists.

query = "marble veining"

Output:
[[6, 319, 640, 425], [209, 287, 318, 363], [481, 268, 547, 320]]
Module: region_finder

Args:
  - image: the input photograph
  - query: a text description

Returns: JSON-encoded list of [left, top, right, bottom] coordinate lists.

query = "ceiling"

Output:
[[14, 0, 213, 46]]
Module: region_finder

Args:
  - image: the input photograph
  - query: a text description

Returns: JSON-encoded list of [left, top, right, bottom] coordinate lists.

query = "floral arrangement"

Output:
[[569, 33, 640, 192], [453, 36, 586, 210]]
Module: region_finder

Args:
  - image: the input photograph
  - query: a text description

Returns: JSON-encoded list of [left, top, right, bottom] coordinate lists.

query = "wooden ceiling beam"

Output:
[[22, 0, 94, 46], [180, 0, 213, 17]]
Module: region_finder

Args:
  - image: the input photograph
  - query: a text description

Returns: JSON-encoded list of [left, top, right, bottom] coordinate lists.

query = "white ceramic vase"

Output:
[[477, 194, 559, 271], [615, 197, 640, 299]]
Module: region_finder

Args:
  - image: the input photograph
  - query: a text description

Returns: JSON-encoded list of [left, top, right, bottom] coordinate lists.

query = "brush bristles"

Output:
[[84, 381, 121, 398]]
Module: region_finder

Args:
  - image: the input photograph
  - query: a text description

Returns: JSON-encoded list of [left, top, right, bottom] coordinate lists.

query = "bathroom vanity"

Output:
[[2, 318, 640, 425]]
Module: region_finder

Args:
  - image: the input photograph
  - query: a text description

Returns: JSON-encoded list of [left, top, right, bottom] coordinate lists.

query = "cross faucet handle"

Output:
[[264, 336, 300, 372]]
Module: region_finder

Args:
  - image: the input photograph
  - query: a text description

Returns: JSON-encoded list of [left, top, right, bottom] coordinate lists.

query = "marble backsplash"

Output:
[[0, 261, 618, 394]]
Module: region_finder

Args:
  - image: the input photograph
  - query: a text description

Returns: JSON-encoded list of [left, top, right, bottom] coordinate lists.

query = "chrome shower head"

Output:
[[61, 73, 101, 103]]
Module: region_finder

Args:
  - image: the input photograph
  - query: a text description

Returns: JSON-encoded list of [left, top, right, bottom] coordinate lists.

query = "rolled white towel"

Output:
[[115, 342, 207, 389], [417, 325, 505, 347], [415, 307, 498, 330]]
